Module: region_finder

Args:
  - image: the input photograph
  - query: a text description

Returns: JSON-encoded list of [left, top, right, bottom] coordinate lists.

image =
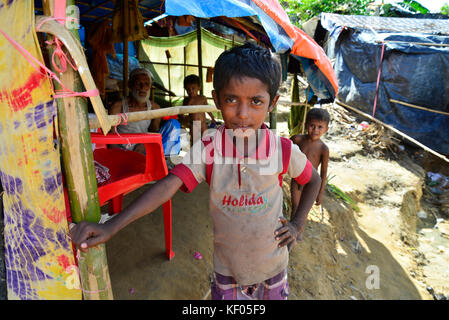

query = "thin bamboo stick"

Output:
[[166, 49, 172, 106], [302, 86, 310, 134], [123, 0, 129, 98], [89, 104, 219, 129], [335, 99, 449, 163], [140, 61, 213, 69], [390, 99, 449, 116], [376, 40, 449, 47], [278, 100, 309, 106], [196, 18, 204, 96]]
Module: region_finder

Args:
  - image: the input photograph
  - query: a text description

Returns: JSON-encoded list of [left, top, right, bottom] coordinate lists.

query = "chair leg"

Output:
[[162, 200, 175, 260], [110, 195, 124, 215]]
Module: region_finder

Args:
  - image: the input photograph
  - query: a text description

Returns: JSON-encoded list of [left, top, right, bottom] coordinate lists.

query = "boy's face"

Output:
[[213, 76, 278, 133], [306, 119, 328, 141], [185, 82, 200, 98]]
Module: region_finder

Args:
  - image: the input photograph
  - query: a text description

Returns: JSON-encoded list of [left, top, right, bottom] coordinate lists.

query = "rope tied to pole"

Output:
[[0, 27, 98, 100], [113, 113, 132, 148]]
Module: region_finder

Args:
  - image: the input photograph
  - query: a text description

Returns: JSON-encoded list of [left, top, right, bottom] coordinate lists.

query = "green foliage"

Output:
[[381, 0, 434, 16], [442, 4, 449, 15], [326, 174, 360, 212], [281, 0, 374, 27], [402, 0, 429, 13]]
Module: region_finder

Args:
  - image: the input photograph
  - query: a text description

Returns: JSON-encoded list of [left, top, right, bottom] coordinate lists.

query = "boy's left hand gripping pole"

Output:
[[40, 1, 113, 300]]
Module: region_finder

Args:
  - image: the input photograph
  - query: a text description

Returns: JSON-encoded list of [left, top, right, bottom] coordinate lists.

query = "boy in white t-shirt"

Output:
[[70, 43, 321, 300]]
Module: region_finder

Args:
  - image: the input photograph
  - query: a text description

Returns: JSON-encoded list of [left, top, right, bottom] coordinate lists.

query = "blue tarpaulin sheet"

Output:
[[165, 0, 293, 52]]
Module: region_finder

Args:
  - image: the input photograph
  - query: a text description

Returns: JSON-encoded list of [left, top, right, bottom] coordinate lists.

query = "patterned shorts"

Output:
[[211, 269, 289, 300]]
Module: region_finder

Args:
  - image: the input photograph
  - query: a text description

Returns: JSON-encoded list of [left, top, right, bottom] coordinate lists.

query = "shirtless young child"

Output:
[[183, 74, 216, 144], [290, 108, 330, 216]]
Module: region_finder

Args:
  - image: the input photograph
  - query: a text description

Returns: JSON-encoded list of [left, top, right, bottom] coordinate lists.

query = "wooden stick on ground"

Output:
[[335, 99, 449, 163]]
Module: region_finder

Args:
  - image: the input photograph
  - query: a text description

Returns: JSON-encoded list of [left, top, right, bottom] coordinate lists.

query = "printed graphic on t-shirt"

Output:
[[219, 193, 272, 214]]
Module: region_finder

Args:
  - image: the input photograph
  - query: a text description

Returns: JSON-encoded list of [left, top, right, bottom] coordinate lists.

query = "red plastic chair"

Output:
[[90, 132, 175, 260]]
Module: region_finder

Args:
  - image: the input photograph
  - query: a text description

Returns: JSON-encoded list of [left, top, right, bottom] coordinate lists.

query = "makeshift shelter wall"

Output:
[[322, 15, 449, 154], [139, 28, 242, 102]]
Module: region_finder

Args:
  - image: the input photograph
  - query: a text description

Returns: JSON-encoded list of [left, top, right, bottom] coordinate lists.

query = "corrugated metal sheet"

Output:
[[321, 13, 449, 35]]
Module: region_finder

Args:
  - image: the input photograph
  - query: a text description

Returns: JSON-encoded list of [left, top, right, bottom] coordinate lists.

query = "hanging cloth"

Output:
[[87, 20, 116, 97], [112, 0, 148, 43]]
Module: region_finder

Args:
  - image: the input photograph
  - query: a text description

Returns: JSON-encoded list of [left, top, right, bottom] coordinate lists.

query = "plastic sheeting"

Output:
[[321, 14, 449, 154], [160, 119, 181, 156], [107, 53, 140, 81], [139, 27, 242, 100]]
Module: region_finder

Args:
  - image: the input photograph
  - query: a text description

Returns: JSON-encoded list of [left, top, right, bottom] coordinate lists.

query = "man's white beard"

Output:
[[131, 88, 150, 104]]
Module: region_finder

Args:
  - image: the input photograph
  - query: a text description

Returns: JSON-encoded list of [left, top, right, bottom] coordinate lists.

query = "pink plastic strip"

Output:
[[54, 0, 67, 25]]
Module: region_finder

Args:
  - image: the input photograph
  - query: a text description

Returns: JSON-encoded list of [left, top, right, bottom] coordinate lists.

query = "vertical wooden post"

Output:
[[166, 49, 172, 107], [183, 46, 187, 86], [289, 73, 306, 136], [43, 0, 113, 300], [302, 86, 310, 134], [196, 17, 203, 96], [122, 0, 129, 98], [269, 106, 277, 131]]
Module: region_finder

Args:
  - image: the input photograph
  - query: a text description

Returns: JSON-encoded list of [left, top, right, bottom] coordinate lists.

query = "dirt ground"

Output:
[[0, 99, 448, 300], [98, 102, 449, 300]]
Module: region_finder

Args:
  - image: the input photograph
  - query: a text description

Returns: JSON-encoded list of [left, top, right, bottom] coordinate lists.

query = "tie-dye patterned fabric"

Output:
[[0, 0, 81, 299]]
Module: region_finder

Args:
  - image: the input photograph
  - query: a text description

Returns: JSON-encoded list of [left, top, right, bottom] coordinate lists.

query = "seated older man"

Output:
[[110, 67, 180, 157]]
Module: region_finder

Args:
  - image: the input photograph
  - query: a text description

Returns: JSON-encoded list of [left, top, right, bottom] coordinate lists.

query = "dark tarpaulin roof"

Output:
[[35, 0, 165, 25]]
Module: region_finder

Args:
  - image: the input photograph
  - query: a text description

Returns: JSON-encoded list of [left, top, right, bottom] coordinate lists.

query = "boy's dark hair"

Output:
[[306, 108, 331, 125], [184, 74, 201, 88], [213, 42, 281, 104]]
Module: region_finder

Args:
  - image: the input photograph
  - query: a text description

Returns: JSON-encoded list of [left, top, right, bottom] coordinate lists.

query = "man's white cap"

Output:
[[129, 67, 152, 82]]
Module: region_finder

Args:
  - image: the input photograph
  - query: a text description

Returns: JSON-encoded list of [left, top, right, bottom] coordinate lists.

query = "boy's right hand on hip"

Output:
[[69, 221, 111, 253]]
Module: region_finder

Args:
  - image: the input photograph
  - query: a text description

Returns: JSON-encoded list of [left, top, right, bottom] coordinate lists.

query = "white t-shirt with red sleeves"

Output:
[[170, 124, 312, 285]]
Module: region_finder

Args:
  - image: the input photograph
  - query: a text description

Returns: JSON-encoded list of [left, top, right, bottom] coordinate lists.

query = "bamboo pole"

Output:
[[301, 86, 310, 134], [43, 0, 113, 299], [89, 104, 219, 129], [289, 73, 302, 135], [375, 40, 449, 47], [278, 100, 310, 106], [196, 18, 204, 96], [390, 99, 449, 116], [166, 49, 172, 106], [122, 0, 129, 98], [183, 46, 187, 86], [139, 61, 213, 69], [335, 99, 449, 163], [270, 106, 277, 130]]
